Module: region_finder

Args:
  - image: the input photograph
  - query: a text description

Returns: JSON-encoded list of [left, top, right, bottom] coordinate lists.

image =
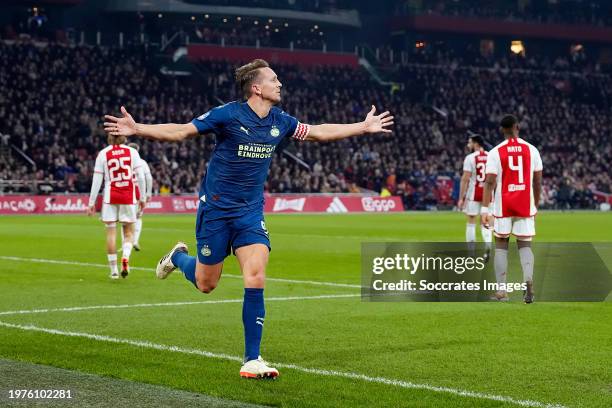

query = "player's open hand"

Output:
[[363, 105, 394, 134], [480, 213, 488, 228], [104, 106, 137, 137], [457, 198, 465, 211], [480, 213, 493, 229], [86, 205, 96, 217]]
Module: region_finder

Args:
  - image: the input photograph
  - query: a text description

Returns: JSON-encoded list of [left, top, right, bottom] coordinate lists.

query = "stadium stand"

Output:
[[188, 19, 327, 50], [395, 0, 612, 26], [1, 0, 610, 210], [1, 39, 609, 210]]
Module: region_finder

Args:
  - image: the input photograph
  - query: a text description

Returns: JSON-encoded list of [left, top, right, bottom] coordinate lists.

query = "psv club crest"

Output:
[[200, 245, 212, 257], [270, 126, 280, 137]]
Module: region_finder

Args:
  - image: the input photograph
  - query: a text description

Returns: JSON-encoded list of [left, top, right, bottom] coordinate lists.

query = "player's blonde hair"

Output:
[[107, 134, 127, 146], [235, 59, 269, 99]]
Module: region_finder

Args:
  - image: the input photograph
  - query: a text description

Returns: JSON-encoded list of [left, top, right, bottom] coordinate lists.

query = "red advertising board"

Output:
[[0, 195, 404, 215], [593, 191, 612, 205], [0, 195, 90, 215]]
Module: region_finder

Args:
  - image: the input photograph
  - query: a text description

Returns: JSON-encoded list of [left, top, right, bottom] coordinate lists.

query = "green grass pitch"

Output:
[[0, 212, 611, 407]]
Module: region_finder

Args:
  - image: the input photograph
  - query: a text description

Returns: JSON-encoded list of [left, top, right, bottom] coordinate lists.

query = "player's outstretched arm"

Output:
[[305, 105, 393, 142], [104, 106, 198, 142]]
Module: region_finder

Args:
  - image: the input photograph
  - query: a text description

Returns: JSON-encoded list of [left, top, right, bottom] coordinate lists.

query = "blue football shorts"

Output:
[[195, 202, 271, 265]]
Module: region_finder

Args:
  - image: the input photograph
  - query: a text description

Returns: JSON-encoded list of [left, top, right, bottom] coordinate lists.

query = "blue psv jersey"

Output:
[[191, 101, 299, 211]]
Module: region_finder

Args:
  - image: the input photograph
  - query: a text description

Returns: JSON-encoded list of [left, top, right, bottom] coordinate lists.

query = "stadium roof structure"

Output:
[[106, 0, 361, 28]]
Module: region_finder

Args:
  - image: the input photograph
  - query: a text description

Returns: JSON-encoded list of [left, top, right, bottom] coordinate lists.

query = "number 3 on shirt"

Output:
[[508, 156, 524, 184], [475, 162, 486, 182], [108, 157, 132, 183]]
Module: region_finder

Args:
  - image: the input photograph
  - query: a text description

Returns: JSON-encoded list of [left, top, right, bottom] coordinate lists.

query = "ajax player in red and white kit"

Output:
[[458, 134, 493, 256], [481, 115, 543, 303], [87, 135, 146, 279]]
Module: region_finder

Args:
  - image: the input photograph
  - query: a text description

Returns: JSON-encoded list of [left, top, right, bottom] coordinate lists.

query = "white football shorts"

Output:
[[493, 216, 535, 241], [101, 203, 137, 223], [464, 200, 482, 216]]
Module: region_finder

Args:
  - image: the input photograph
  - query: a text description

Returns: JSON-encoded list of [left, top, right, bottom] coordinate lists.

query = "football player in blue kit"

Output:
[[104, 59, 394, 378]]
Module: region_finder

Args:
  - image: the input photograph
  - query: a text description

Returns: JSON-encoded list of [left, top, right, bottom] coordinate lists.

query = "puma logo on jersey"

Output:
[[240, 126, 249, 134]]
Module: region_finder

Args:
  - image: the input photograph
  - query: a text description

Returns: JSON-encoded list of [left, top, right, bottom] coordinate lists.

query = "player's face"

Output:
[[467, 139, 474, 151], [256, 67, 282, 104]]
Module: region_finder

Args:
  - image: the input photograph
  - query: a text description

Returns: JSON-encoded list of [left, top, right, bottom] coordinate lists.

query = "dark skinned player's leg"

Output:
[[517, 239, 535, 303], [493, 235, 510, 300]]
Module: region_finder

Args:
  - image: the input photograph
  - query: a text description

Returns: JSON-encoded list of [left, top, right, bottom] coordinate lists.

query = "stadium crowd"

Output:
[[395, 0, 612, 27], [0, 39, 610, 210], [189, 22, 327, 50], [378, 40, 602, 74]]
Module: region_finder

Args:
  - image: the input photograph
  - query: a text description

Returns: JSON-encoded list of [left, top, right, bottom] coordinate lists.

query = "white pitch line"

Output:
[[0, 321, 565, 408], [0, 294, 360, 316], [0, 255, 360, 289]]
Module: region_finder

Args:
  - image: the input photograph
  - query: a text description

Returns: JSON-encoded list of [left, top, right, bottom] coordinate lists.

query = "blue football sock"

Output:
[[171, 250, 197, 288], [242, 288, 265, 362]]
